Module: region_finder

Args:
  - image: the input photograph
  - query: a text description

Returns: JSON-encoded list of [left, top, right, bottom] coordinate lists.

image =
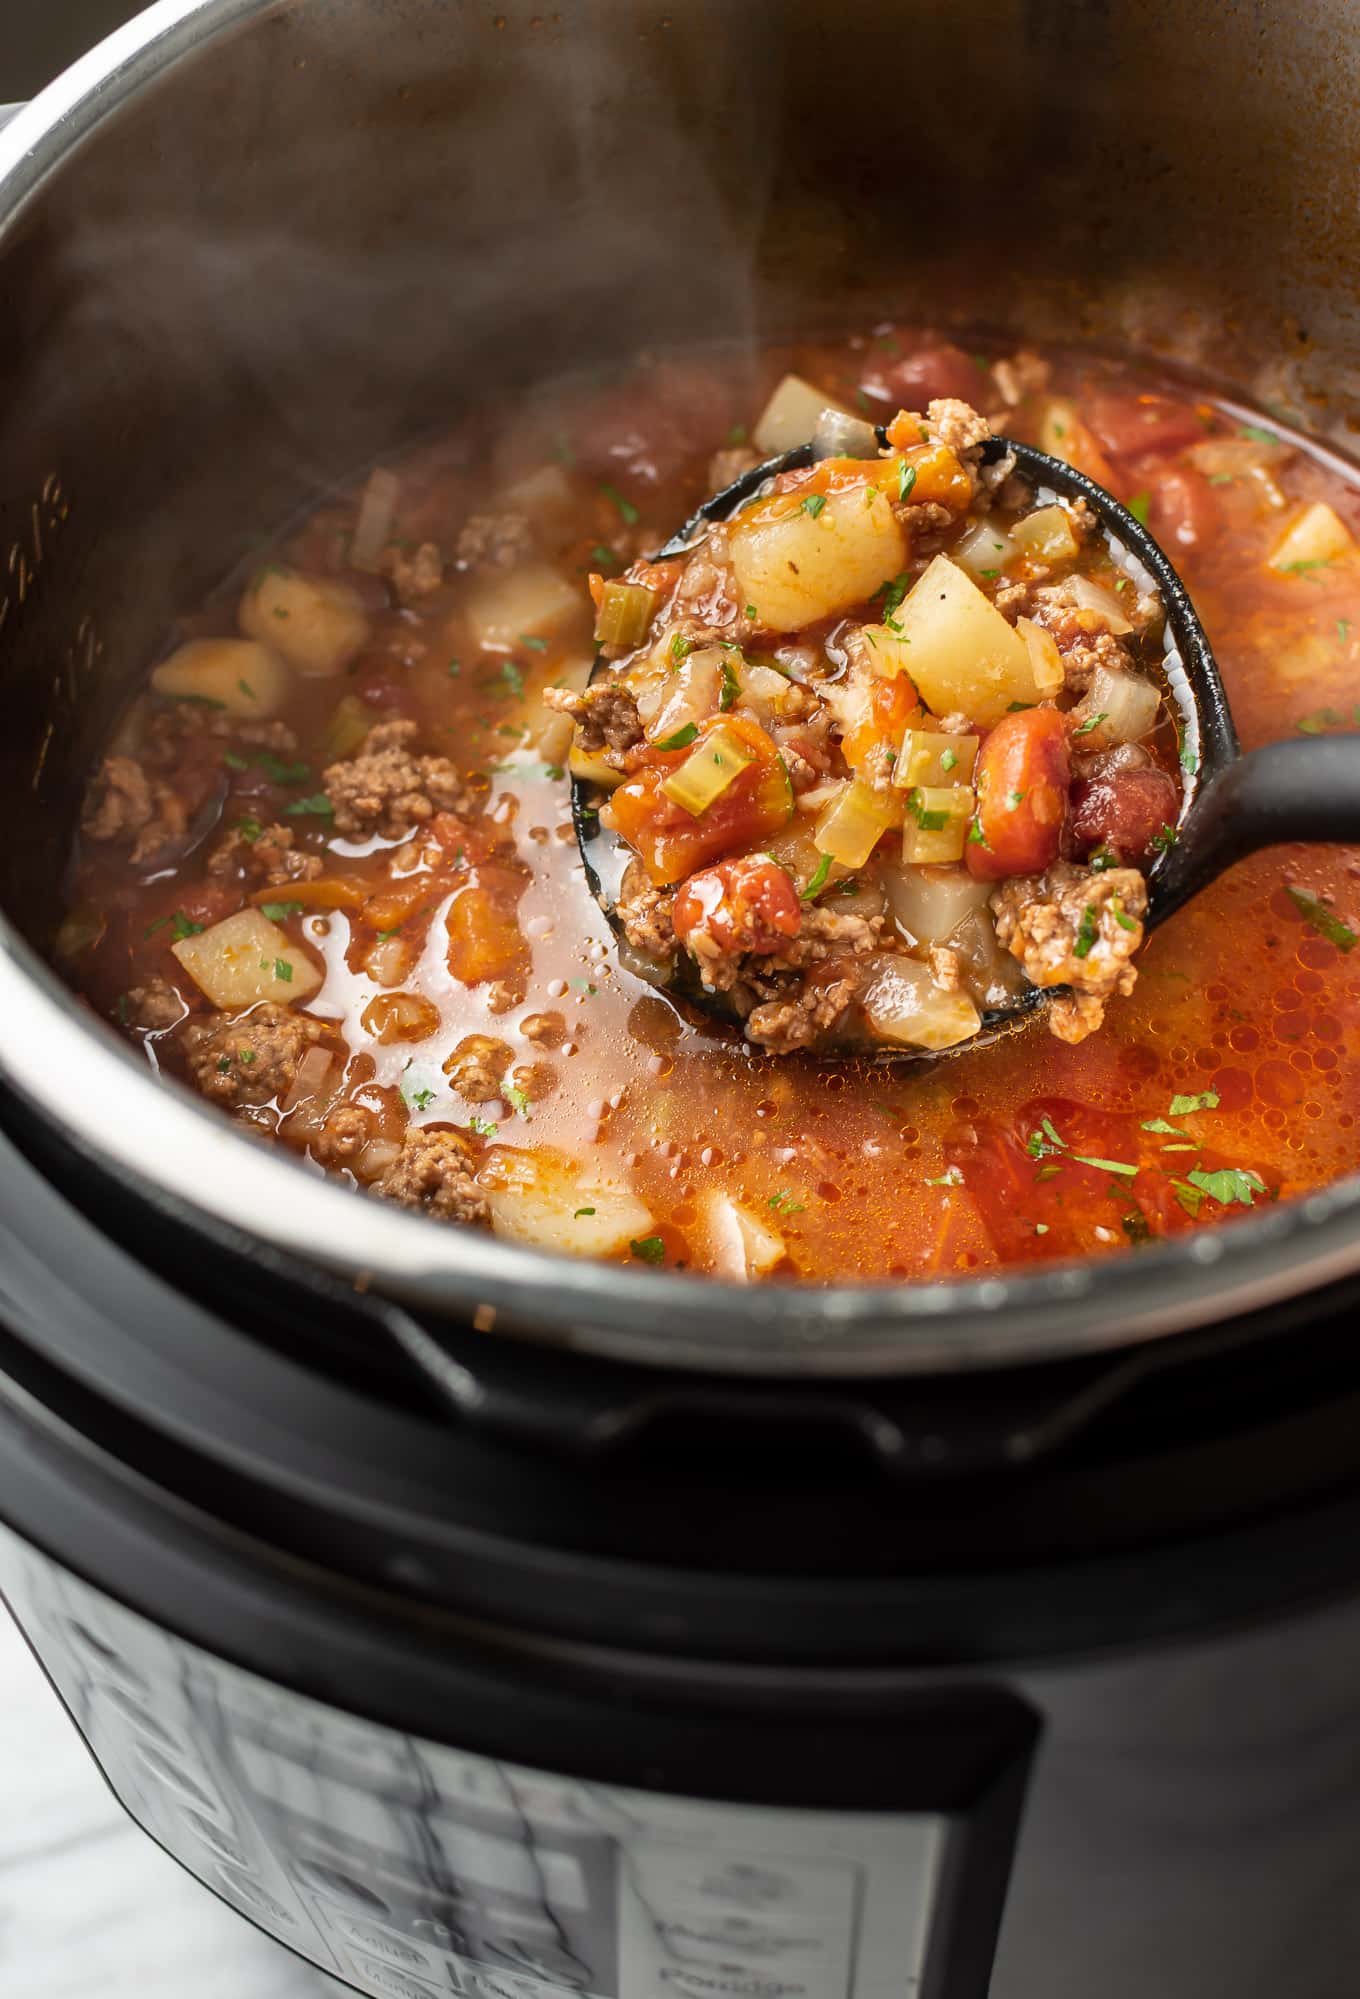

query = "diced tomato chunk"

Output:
[[1142, 465, 1219, 552], [1084, 393, 1205, 460], [861, 341, 990, 410], [603, 716, 793, 885], [673, 856, 802, 957], [1070, 767, 1181, 864], [445, 866, 528, 985], [966, 708, 1071, 882]]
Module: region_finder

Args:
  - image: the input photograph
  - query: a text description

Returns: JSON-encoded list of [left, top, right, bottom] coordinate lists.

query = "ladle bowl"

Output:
[[573, 432, 1360, 1061]]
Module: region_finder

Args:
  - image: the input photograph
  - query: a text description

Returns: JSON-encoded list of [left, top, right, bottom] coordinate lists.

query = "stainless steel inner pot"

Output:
[[0, 0, 1358, 1374]]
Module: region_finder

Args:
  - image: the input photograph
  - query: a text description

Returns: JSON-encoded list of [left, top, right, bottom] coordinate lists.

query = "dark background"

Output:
[[5, 1, 143, 100]]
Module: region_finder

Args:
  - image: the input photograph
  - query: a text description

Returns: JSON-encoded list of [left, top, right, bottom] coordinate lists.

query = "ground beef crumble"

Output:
[[379, 540, 445, 603], [542, 683, 643, 760], [323, 719, 466, 840], [455, 512, 534, 572], [80, 756, 190, 866], [181, 1003, 328, 1107], [207, 820, 323, 887], [991, 861, 1147, 1043], [616, 862, 676, 961], [125, 977, 188, 1031], [444, 1033, 513, 1102], [745, 977, 860, 1054], [373, 1127, 491, 1226]]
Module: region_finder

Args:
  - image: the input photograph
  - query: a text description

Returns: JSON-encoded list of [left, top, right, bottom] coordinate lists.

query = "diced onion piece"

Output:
[[593, 580, 656, 647], [1038, 397, 1082, 463], [463, 561, 581, 649], [497, 461, 574, 526], [1016, 616, 1066, 697], [151, 638, 290, 720], [860, 955, 982, 1051], [1012, 505, 1080, 562], [700, 1191, 787, 1281], [895, 729, 979, 788], [1071, 664, 1162, 747], [534, 708, 575, 766], [569, 744, 626, 790], [646, 648, 725, 744], [282, 1045, 335, 1112], [730, 487, 907, 634], [794, 781, 844, 815], [738, 660, 799, 721], [322, 693, 378, 762], [239, 566, 371, 677], [1061, 574, 1134, 634], [172, 908, 321, 1008], [361, 991, 441, 1044], [901, 785, 975, 866], [813, 779, 903, 869], [661, 722, 755, 816], [953, 520, 1017, 579], [357, 1137, 403, 1179], [892, 556, 1037, 726], [753, 374, 854, 455], [1268, 501, 1355, 574], [858, 623, 916, 680], [350, 467, 400, 572], [812, 407, 880, 460], [881, 864, 992, 945], [950, 907, 1030, 1006], [480, 1146, 654, 1258]]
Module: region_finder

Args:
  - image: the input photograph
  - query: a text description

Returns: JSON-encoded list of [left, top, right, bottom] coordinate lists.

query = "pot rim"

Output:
[[3, 0, 1359, 1380]]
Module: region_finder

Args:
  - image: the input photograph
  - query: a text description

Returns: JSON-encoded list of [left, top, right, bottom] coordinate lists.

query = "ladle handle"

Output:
[[1153, 736, 1360, 925]]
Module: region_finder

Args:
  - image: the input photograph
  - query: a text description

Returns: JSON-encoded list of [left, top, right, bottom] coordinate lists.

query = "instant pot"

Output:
[[2, 4, 1360, 1995]]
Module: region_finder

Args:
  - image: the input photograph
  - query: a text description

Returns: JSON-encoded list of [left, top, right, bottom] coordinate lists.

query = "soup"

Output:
[[60, 331, 1360, 1281]]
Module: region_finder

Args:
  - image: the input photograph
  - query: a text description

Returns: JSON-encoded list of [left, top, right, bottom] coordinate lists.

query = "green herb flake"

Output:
[[801, 493, 828, 519], [1072, 711, 1108, 737], [801, 852, 832, 901], [1339, 620, 1352, 643], [504, 1084, 533, 1119], [601, 482, 640, 526], [940, 747, 958, 773], [1142, 1117, 1188, 1136], [1073, 905, 1099, 959], [744, 602, 759, 621], [1173, 1179, 1204, 1218], [1168, 1090, 1221, 1116], [670, 632, 694, 663], [967, 818, 990, 847], [1071, 1152, 1139, 1177], [1150, 823, 1179, 854], [272, 957, 293, 983], [1281, 557, 1335, 576], [1186, 1166, 1268, 1208], [237, 678, 256, 700], [1287, 885, 1358, 952], [925, 1166, 963, 1187], [630, 1235, 666, 1264], [261, 900, 303, 922], [719, 658, 741, 711], [980, 568, 1000, 579], [1035, 1162, 1064, 1183], [501, 660, 526, 699], [907, 787, 950, 832], [767, 1190, 806, 1213], [447, 657, 461, 677], [591, 545, 618, 570], [897, 462, 917, 504], [654, 722, 699, 751], [284, 793, 334, 819], [574, 1206, 597, 1218], [222, 749, 250, 772], [236, 816, 264, 843], [469, 1115, 498, 1137], [1111, 895, 1137, 933], [727, 423, 749, 446], [1006, 700, 1034, 712], [1026, 1116, 1067, 1161], [171, 913, 204, 941], [1034, 1222, 1050, 1234], [878, 572, 911, 627], [1296, 708, 1343, 734], [1089, 844, 1118, 872], [1127, 491, 1151, 526], [239, 1049, 256, 1065], [1180, 742, 1199, 774], [216, 1055, 231, 1074], [1006, 788, 1026, 809]]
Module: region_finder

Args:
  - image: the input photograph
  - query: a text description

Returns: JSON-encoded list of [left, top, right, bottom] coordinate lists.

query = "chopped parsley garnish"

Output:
[[727, 423, 749, 446], [447, 657, 461, 676], [1179, 742, 1199, 773], [801, 493, 828, 519], [272, 957, 293, 982], [1287, 886, 1358, 952], [591, 545, 618, 569], [897, 462, 917, 504], [284, 794, 334, 819], [1077, 1154, 1138, 1177], [1168, 1089, 1220, 1115], [520, 634, 548, 652], [1296, 707, 1344, 734], [1073, 905, 1099, 958], [1127, 491, 1151, 526], [500, 659, 526, 699], [878, 572, 911, 630], [1071, 711, 1108, 737], [222, 749, 250, 772], [924, 1166, 963, 1187], [408, 1086, 436, 1111], [237, 678, 256, 700], [575, 1206, 597, 1218], [1005, 788, 1026, 809], [1339, 620, 1352, 642], [1025, 1116, 1067, 1161], [906, 788, 950, 831], [1006, 700, 1034, 712], [744, 602, 759, 621], [1281, 557, 1335, 576], [967, 818, 990, 847], [1149, 823, 1179, 853], [1239, 423, 1278, 445], [261, 900, 303, 922], [236, 816, 263, 843], [600, 482, 639, 525], [1186, 1166, 1268, 1208], [980, 568, 1000, 579], [171, 913, 204, 941], [1026, 1116, 1137, 1178], [654, 722, 699, 751], [504, 1083, 533, 1118], [801, 852, 832, 900], [630, 1235, 666, 1264], [670, 632, 694, 663], [144, 915, 170, 938], [1142, 1117, 1188, 1136], [940, 747, 958, 773], [258, 753, 310, 785], [719, 658, 741, 711], [767, 1190, 806, 1212], [1089, 844, 1118, 871], [239, 1048, 256, 1064], [1110, 895, 1137, 932], [469, 1115, 498, 1137], [216, 1055, 231, 1073]]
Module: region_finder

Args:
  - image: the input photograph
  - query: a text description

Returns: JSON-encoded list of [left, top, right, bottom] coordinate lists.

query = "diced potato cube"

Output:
[[752, 373, 853, 456], [859, 623, 916, 678], [1268, 501, 1355, 574], [1016, 616, 1066, 697], [881, 864, 992, 945], [151, 638, 291, 720], [730, 487, 906, 634], [901, 785, 975, 865], [953, 520, 1017, 579], [699, 1192, 787, 1281], [480, 1146, 654, 1258], [497, 462, 574, 529], [895, 729, 979, 788], [172, 908, 321, 1008], [892, 556, 1038, 726], [463, 561, 583, 649], [860, 956, 981, 1050], [239, 565, 371, 677], [1012, 505, 1080, 562]]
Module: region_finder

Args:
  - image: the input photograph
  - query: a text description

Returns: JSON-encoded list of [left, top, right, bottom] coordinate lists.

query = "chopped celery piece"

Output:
[[594, 580, 657, 647], [321, 693, 377, 763], [901, 785, 974, 865], [953, 520, 1017, 579], [813, 779, 903, 869], [1012, 505, 1080, 562], [569, 743, 626, 790], [895, 729, 979, 789], [1015, 615, 1065, 696], [661, 722, 755, 817]]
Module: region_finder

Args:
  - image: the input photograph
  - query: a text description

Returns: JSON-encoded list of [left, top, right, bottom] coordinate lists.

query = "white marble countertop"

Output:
[[0, 1603, 348, 1998]]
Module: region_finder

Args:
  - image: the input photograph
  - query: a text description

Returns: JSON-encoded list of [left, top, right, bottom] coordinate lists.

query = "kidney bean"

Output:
[[966, 708, 1071, 882], [1070, 766, 1181, 863], [860, 341, 990, 410], [1143, 465, 1219, 552], [1084, 393, 1206, 459]]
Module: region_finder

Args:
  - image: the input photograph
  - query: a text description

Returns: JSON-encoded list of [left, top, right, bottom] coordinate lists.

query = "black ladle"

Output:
[[573, 431, 1360, 1058]]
